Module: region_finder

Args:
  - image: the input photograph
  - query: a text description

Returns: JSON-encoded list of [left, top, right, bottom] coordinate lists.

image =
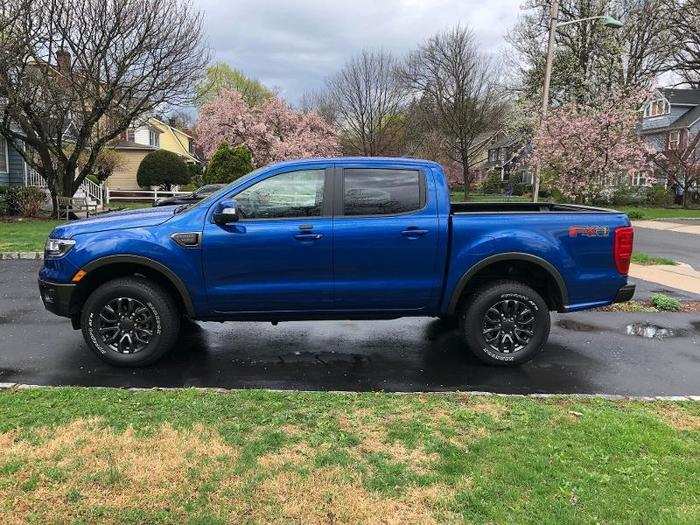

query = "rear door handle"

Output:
[[294, 233, 323, 241], [401, 228, 428, 238]]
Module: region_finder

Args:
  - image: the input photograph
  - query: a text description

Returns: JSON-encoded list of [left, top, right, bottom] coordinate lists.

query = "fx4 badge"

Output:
[[568, 226, 610, 238]]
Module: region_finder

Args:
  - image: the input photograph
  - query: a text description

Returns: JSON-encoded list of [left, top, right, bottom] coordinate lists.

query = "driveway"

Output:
[[1, 260, 698, 396]]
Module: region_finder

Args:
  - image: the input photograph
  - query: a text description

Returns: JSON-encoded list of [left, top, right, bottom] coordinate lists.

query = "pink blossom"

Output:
[[530, 91, 653, 203], [195, 89, 340, 166]]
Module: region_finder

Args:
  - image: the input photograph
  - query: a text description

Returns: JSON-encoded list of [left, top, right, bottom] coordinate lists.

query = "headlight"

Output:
[[44, 238, 76, 258]]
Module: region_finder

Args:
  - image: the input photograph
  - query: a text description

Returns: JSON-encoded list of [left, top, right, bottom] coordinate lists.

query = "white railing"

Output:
[[24, 168, 104, 207], [78, 177, 104, 206], [24, 168, 47, 188], [105, 188, 190, 204]]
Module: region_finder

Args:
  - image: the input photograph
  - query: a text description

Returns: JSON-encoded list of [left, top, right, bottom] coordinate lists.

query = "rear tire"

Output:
[[459, 280, 550, 366], [81, 277, 180, 367]]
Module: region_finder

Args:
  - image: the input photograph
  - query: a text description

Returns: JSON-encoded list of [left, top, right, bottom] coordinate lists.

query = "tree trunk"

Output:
[[49, 187, 59, 219], [462, 163, 470, 202]]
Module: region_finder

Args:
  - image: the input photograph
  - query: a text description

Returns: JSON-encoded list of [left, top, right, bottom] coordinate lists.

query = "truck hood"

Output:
[[51, 206, 178, 238]]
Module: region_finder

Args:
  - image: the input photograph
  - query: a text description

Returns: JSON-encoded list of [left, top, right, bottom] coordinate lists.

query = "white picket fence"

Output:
[[23, 169, 191, 207], [105, 188, 190, 204]]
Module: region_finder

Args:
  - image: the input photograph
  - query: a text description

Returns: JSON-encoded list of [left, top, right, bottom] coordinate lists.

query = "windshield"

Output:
[[174, 167, 267, 214]]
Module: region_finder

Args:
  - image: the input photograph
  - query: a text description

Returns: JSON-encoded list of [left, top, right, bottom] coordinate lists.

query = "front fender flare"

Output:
[[81, 254, 196, 317]]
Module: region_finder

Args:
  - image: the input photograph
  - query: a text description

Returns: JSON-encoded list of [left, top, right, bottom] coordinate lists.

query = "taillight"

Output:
[[613, 226, 634, 275]]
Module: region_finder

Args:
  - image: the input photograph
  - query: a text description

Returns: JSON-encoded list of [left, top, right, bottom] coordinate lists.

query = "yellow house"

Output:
[[107, 117, 199, 190]]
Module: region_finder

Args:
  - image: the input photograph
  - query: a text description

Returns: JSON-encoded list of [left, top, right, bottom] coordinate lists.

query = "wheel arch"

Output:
[[72, 255, 195, 317], [447, 252, 569, 314]]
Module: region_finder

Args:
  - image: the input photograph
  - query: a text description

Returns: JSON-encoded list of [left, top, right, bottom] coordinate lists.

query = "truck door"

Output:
[[203, 167, 333, 312], [332, 166, 440, 311]]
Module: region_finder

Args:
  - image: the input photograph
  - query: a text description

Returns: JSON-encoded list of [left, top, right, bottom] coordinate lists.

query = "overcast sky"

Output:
[[193, 0, 523, 104]]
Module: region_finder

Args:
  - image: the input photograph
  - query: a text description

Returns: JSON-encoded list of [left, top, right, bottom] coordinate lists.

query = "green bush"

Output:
[[203, 143, 253, 184], [508, 172, 529, 196], [480, 171, 502, 195], [136, 150, 191, 190], [650, 293, 682, 312], [645, 185, 672, 207], [188, 163, 205, 188], [626, 209, 645, 220], [611, 184, 646, 206], [1, 186, 46, 217]]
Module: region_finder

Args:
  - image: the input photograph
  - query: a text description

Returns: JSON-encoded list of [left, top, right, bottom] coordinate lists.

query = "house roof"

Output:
[[669, 104, 700, 130], [490, 135, 521, 150], [659, 88, 700, 106], [111, 140, 157, 151]]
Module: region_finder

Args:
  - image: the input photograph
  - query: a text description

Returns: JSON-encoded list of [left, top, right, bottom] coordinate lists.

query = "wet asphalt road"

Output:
[[1, 260, 699, 396], [634, 226, 700, 268]]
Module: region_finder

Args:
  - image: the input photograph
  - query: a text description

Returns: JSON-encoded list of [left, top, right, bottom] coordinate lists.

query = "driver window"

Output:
[[234, 169, 326, 219]]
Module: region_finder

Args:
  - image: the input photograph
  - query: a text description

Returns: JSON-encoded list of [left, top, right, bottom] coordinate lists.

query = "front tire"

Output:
[[81, 277, 180, 367], [460, 280, 550, 366]]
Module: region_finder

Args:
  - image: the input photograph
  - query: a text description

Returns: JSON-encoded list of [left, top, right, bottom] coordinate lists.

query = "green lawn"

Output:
[[0, 388, 697, 523], [0, 219, 64, 252], [619, 206, 700, 220], [632, 251, 677, 266], [106, 200, 151, 210]]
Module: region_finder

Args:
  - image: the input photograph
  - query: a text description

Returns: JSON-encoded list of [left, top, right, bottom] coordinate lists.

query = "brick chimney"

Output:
[[56, 49, 71, 72]]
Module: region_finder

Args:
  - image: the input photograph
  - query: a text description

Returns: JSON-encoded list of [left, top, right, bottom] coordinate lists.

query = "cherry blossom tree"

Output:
[[531, 92, 652, 204], [195, 89, 340, 166]]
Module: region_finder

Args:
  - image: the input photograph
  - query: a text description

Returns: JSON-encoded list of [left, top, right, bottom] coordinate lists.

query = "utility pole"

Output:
[[532, 0, 559, 203], [531, 4, 623, 203]]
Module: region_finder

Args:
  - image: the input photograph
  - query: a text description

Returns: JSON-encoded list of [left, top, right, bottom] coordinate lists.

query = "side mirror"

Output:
[[213, 199, 240, 225]]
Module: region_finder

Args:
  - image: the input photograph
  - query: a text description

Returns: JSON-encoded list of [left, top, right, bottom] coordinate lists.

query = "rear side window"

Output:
[[342, 169, 423, 216]]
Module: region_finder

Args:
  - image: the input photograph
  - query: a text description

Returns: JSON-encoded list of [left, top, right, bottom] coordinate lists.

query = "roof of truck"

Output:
[[266, 157, 443, 169]]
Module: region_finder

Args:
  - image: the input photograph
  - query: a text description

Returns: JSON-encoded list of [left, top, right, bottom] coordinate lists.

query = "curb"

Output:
[[0, 252, 43, 260], [0, 383, 697, 401]]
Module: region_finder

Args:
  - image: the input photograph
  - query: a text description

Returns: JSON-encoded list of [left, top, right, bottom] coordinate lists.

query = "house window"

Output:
[[669, 130, 681, 150], [149, 129, 160, 147], [0, 137, 8, 173], [127, 128, 135, 142], [488, 149, 497, 162], [644, 98, 670, 117]]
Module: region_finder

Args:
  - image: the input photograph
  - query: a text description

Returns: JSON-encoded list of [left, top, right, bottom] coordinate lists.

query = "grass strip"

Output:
[[0, 387, 697, 523]]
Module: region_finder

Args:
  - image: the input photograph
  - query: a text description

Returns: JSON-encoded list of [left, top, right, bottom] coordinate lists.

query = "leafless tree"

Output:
[[400, 26, 506, 198], [664, 0, 700, 88], [321, 49, 407, 156], [0, 0, 208, 215], [508, 0, 674, 104]]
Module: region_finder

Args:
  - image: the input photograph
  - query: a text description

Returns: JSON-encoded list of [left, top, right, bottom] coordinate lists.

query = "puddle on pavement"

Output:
[[625, 323, 686, 339], [556, 319, 602, 332]]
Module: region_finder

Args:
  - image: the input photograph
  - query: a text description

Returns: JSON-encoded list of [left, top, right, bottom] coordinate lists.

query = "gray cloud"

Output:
[[194, 0, 522, 103]]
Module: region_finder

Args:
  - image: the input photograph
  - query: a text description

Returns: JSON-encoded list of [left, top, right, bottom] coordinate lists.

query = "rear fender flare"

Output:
[[447, 252, 569, 313]]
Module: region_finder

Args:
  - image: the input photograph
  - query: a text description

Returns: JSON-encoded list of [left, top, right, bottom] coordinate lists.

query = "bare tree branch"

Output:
[[0, 0, 208, 215]]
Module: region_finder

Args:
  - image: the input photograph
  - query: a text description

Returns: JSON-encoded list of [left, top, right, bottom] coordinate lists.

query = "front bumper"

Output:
[[38, 279, 75, 318], [613, 284, 635, 303]]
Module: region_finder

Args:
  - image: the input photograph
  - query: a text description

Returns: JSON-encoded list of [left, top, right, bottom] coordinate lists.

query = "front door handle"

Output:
[[294, 233, 323, 241], [401, 228, 428, 238]]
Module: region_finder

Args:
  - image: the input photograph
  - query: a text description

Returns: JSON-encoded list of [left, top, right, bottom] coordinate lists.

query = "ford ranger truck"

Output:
[[38, 157, 635, 367]]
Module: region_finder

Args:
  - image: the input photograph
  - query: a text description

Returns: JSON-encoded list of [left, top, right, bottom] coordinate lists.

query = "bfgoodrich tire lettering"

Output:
[[460, 280, 550, 366], [81, 277, 180, 367]]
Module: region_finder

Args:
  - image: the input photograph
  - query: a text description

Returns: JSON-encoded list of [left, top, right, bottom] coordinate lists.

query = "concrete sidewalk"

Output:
[[633, 220, 700, 235], [629, 262, 700, 295]]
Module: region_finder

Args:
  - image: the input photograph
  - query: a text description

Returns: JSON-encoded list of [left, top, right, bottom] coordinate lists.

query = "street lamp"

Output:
[[531, 3, 623, 203]]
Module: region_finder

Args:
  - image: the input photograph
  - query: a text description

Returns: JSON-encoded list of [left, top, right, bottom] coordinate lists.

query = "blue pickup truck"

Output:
[[39, 157, 635, 367]]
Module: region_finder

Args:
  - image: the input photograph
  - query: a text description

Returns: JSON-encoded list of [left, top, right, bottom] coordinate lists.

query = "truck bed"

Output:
[[450, 202, 617, 214]]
